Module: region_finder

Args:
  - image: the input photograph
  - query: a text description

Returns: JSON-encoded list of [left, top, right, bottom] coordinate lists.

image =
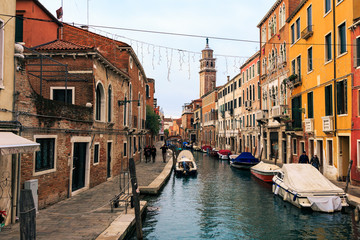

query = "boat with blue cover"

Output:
[[230, 152, 260, 169]]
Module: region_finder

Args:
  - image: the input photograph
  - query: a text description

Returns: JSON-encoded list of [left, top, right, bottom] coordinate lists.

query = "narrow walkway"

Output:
[[0, 141, 170, 240]]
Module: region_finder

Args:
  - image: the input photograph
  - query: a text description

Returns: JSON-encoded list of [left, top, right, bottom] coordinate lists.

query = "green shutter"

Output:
[[307, 92, 313, 118], [325, 85, 333, 116], [15, 15, 23, 42]]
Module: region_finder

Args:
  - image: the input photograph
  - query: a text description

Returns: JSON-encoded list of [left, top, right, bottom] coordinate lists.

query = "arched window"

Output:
[[95, 82, 105, 121], [253, 84, 255, 101], [108, 85, 112, 122], [279, 7, 283, 28], [282, 4, 286, 27]]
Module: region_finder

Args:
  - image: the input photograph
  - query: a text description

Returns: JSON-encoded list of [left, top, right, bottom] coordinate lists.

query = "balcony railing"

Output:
[[322, 116, 334, 132], [271, 105, 289, 118], [304, 118, 314, 133], [301, 25, 313, 40]]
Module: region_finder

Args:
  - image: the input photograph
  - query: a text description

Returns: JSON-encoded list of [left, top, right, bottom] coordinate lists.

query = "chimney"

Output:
[[80, 25, 89, 31], [227, 76, 230, 82]]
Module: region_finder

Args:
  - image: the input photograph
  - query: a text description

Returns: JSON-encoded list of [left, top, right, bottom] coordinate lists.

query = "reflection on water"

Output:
[[130, 151, 359, 239]]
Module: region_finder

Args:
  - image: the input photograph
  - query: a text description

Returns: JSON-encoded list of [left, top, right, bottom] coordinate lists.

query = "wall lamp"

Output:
[[118, 99, 140, 107]]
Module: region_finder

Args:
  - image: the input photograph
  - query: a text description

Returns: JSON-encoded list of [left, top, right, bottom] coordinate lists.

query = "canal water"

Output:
[[130, 151, 360, 239]]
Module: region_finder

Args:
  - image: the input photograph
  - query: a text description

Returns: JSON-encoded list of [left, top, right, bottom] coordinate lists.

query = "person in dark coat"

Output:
[[299, 151, 309, 164], [310, 155, 320, 170], [151, 145, 157, 163], [144, 145, 151, 163], [160, 144, 168, 163]]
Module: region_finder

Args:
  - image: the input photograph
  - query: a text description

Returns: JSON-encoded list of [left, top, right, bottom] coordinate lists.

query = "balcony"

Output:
[[322, 116, 334, 132], [256, 110, 269, 123], [272, 105, 290, 122], [285, 74, 301, 89], [304, 118, 314, 133], [301, 25, 313, 40]]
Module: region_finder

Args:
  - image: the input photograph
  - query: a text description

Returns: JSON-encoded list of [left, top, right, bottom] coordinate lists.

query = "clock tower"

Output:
[[199, 38, 216, 97]]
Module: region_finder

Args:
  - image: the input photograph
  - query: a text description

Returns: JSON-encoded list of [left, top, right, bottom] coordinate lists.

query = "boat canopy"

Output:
[[177, 150, 195, 162], [234, 152, 259, 163], [218, 149, 231, 155], [281, 164, 344, 195], [251, 161, 280, 172]]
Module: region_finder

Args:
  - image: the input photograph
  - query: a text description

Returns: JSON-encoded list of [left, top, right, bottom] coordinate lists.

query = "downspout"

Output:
[[333, 0, 337, 137]]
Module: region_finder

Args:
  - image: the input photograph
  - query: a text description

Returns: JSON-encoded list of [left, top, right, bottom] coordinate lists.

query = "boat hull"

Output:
[[250, 169, 274, 182], [230, 161, 258, 169]]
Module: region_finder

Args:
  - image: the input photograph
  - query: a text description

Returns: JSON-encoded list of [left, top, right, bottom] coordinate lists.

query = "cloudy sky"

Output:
[[39, 0, 275, 118]]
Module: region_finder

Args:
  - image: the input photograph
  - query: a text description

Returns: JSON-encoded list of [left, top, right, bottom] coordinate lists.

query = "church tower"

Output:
[[199, 38, 216, 98]]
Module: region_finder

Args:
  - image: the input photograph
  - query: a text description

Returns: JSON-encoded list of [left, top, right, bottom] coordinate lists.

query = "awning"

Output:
[[0, 132, 40, 155]]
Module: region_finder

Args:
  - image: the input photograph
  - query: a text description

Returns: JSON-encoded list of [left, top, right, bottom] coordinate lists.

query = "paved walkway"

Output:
[[0, 142, 171, 240]]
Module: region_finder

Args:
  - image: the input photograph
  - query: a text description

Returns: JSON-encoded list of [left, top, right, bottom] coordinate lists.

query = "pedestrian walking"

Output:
[[310, 154, 320, 170], [144, 145, 151, 163], [160, 143, 168, 163], [298, 151, 309, 164], [151, 145, 157, 163]]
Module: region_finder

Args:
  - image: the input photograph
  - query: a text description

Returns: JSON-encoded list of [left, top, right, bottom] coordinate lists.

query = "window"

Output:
[[51, 87, 74, 104], [337, 79, 347, 115], [338, 22, 346, 55], [291, 24, 295, 44], [307, 92, 314, 118], [108, 85, 112, 122], [300, 142, 305, 154], [327, 140, 333, 165], [15, 15, 24, 42], [35, 137, 55, 172], [296, 55, 301, 79], [239, 97, 242, 107], [123, 142, 127, 157], [307, 5, 312, 29], [293, 138, 297, 155], [234, 99, 237, 108], [253, 85, 255, 101], [325, 85, 333, 116], [325, 0, 331, 14], [296, 18, 301, 41], [96, 83, 105, 121], [133, 137, 136, 154], [253, 113, 255, 127], [308, 47, 313, 72], [325, 33, 332, 62], [239, 78, 242, 87], [94, 144, 99, 164], [356, 37, 360, 67], [292, 95, 302, 129], [146, 85, 150, 98], [258, 82, 261, 100], [291, 59, 296, 75]]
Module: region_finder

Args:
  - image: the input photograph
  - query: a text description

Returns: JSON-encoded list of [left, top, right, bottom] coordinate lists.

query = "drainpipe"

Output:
[[333, 0, 337, 137]]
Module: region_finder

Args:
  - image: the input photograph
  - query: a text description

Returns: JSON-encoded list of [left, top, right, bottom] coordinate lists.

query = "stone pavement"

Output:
[[0, 141, 171, 240]]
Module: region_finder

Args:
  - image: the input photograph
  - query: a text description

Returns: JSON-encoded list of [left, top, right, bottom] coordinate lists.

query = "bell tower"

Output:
[[199, 38, 216, 97]]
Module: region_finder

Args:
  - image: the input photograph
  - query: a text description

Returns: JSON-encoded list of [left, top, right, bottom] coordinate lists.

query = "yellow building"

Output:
[[287, 0, 357, 180]]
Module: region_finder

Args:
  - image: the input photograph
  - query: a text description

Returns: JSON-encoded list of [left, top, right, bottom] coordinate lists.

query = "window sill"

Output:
[[0, 85, 4, 90], [307, 69, 314, 75], [93, 162, 99, 166], [337, 113, 348, 117], [337, 51, 347, 59], [324, 59, 333, 66], [33, 168, 56, 176], [324, 10, 332, 18], [336, 0, 344, 7]]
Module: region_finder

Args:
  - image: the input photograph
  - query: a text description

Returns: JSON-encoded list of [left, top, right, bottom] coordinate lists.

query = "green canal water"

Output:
[[130, 151, 359, 239]]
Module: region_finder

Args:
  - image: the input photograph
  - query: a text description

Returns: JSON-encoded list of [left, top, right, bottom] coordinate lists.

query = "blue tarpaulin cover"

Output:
[[234, 152, 259, 163]]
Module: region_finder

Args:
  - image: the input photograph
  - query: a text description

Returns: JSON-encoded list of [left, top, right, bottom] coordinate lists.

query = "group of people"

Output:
[[144, 144, 169, 163], [144, 145, 157, 163], [299, 151, 320, 170]]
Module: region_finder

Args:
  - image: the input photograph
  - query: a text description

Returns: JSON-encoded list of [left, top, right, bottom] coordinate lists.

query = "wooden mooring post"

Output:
[[345, 160, 353, 193], [129, 158, 143, 240], [19, 189, 36, 240]]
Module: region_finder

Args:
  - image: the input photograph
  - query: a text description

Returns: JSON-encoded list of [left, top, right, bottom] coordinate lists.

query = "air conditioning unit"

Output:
[[24, 179, 38, 213]]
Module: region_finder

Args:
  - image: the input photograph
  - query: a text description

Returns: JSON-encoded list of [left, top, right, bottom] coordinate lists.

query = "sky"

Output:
[[39, 0, 276, 118]]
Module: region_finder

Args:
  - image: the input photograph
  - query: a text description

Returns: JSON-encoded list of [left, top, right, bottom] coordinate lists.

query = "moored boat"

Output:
[[272, 164, 348, 212], [193, 145, 201, 151], [250, 161, 280, 182], [217, 149, 231, 160], [175, 150, 197, 176], [201, 145, 212, 153], [230, 152, 259, 169]]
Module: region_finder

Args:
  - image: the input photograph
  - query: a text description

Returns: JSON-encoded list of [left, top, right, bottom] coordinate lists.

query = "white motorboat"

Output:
[[272, 164, 348, 212], [175, 150, 197, 176], [250, 161, 280, 182]]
